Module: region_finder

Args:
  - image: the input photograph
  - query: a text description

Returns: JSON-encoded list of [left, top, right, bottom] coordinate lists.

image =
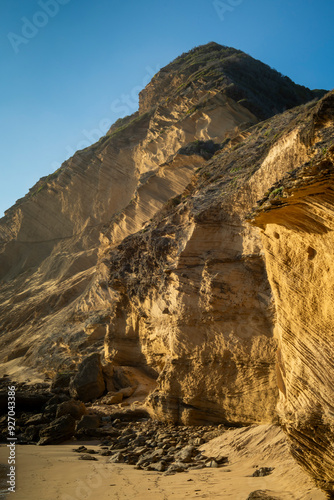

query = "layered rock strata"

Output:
[[103, 96, 330, 426], [0, 43, 332, 493], [0, 43, 316, 380], [249, 92, 334, 494]]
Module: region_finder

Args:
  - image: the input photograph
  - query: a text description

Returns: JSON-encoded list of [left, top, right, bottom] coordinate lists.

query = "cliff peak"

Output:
[[139, 42, 324, 119]]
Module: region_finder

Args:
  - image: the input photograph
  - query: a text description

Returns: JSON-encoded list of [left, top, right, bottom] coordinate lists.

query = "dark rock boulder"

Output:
[[247, 491, 281, 500], [25, 413, 50, 426], [78, 454, 97, 461], [48, 393, 70, 406], [108, 452, 124, 463], [75, 414, 101, 434], [43, 403, 58, 419], [51, 371, 76, 393], [38, 415, 76, 445], [56, 399, 87, 420], [21, 424, 46, 442], [69, 353, 105, 402], [175, 445, 195, 463], [252, 467, 274, 477]]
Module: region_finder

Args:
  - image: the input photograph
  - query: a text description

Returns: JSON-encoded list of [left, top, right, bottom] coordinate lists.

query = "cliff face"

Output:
[[102, 98, 326, 427], [250, 92, 334, 494], [0, 45, 265, 374], [0, 43, 312, 377], [0, 42, 333, 493]]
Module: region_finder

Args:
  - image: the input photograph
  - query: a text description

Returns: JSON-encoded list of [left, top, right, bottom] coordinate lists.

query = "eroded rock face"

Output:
[[0, 49, 263, 375], [104, 99, 324, 426], [0, 43, 332, 492], [0, 43, 320, 379], [250, 92, 334, 494], [101, 90, 334, 492]]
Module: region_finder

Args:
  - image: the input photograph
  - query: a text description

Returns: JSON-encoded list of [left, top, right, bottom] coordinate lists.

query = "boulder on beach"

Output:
[[69, 353, 105, 402]]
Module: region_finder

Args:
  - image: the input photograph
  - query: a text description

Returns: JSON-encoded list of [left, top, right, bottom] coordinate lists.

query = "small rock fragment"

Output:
[[205, 459, 219, 468], [78, 454, 98, 461], [108, 452, 125, 463], [252, 467, 275, 477]]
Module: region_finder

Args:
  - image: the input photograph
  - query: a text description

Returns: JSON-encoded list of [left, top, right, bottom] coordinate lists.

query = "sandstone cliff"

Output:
[[0, 43, 332, 495], [249, 91, 334, 494], [0, 43, 314, 378]]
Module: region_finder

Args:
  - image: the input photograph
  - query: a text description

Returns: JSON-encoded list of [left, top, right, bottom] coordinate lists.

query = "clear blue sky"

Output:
[[1, 0, 333, 216]]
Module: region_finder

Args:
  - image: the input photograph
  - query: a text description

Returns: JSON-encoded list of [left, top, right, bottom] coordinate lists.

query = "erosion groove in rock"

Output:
[[0, 42, 332, 495]]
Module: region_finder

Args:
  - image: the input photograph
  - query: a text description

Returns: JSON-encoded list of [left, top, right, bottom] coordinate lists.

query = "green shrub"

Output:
[[270, 187, 283, 197]]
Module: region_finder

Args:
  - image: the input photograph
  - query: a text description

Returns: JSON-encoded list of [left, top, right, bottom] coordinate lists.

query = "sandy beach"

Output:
[[0, 425, 326, 500]]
